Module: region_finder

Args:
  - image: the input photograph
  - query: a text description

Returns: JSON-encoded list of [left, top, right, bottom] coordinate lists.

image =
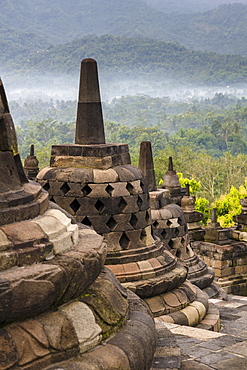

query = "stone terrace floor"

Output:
[[152, 295, 247, 369]]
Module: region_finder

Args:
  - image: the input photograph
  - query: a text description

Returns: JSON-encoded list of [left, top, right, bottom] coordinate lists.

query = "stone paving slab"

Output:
[[153, 294, 247, 369]]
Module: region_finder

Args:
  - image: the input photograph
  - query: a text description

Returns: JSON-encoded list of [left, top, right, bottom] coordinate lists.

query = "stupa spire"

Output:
[[75, 58, 105, 145], [139, 141, 157, 191]]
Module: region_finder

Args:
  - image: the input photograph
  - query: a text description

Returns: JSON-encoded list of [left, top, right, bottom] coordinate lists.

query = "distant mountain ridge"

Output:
[[2, 35, 247, 86], [144, 0, 247, 13], [1, 1, 247, 55]]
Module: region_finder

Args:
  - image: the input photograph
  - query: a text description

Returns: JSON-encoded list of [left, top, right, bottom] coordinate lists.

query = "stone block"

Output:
[[108, 213, 133, 232], [1, 264, 64, 322], [94, 197, 122, 215], [86, 183, 111, 197], [36, 191, 49, 215], [137, 193, 150, 211], [108, 182, 130, 197], [74, 197, 100, 216], [53, 196, 78, 215], [84, 344, 130, 370], [93, 169, 118, 183], [0, 250, 18, 271], [16, 242, 53, 266], [120, 152, 131, 165], [37, 166, 57, 181], [114, 166, 137, 181], [51, 231, 74, 254], [122, 262, 142, 281], [126, 180, 143, 195], [141, 226, 155, 245], [88, 215, 113, 233], [70, 168, 94, 183], [14, 201, 40, 222], [118, 195, 139, 213], [0, 328, 18, 368], [108, 320, 155, 370], [138, 260, 156, 279], [32, 215, 67, 240], [61, 301, 102, 354], [81, 277, 128, 326], [159, 208, 173, 220], [125, 229, 144, 249], [0, 229, 13, 251], [0, 221, 47, 249], [40, 310, 79, 351], [6, 319, 50, 366]]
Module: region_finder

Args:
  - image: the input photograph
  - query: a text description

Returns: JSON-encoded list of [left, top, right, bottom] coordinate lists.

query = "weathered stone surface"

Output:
[[0, 328, 18, 369], [1, 264, 64, 322], [0, 221, 47, 249], [61, 301, 102, 354], [40, 310, 79, 351], [6, 319, 49, 366], [0, 250, 17, 271], [93, 168, 118, 183], [138, 141, 157, 192], [84, 344, 130, 370], [81, 274, 129, 327], [0, 277, 12, 323]]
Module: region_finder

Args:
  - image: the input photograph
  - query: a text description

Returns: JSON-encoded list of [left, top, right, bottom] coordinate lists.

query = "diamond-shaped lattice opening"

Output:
[[140, 180, 146, 191], [137, 195, 143, 210], [70, 198, 80, 213], [119, 232, 130, 250], [81, 184, 92, 196], [174, 228, 180, 236], [168, 239, 174, 248], [145, 210, 150, 223], [161, 229, 167, 239], [176, 249, 181, 258], [94, 199, 105, 214], [43, 182, 50, 191], [105, 184, 114, 196], [130, 214, 138, 228], [50, 195, 55, 203], [81, 216, 92, 227], [181, 236, 187, 246], [106, 216, 117, 231], [118, 197, 128, 212], [153, 220, 159, 228], [60, 182, 70, 195], [167, 220, 172, 227], [126, 182, 134, 194]]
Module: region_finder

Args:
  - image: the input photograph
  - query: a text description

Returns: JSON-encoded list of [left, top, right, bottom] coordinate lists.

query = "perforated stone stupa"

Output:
[[0, 78, 157, 370], [37, 59, 219, 329], [139, 141, 220, 300]]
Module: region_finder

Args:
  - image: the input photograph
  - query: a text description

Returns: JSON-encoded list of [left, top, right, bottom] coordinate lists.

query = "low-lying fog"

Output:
[[3, 73, 247, 103]]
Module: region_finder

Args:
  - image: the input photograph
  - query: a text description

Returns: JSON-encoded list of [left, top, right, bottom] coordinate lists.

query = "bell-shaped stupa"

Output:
[[37, 59, 219, 330], [0, 78, 156, 370]]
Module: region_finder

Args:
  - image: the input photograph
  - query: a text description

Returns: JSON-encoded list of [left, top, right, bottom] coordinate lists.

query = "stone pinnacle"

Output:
[[168, 156, 173, 171], [139, 141, 157, 191], [75, 58, 105, 145]]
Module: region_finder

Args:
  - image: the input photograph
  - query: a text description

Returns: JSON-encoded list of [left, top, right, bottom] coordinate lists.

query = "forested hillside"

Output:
[[2, 35, 247, 86], [1, 1, 247, 55], [144, 0, 247, 13], [13, 93, 247, 209]]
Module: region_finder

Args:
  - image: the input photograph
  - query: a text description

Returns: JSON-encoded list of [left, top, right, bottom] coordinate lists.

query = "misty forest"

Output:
[[2, 0, 247, 225]]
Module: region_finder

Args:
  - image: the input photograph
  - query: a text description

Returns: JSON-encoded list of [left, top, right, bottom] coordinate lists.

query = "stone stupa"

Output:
[[0, 78, 156, 370], [37, 59, 218, 330], [139, 141, 221, 300]]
